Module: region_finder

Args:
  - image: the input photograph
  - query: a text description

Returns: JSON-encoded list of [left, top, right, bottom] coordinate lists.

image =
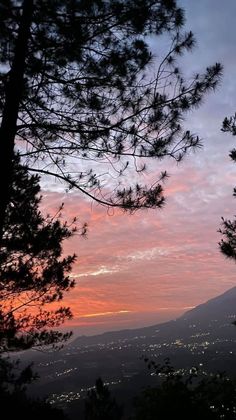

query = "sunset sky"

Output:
[[43, 0, 236, 336]]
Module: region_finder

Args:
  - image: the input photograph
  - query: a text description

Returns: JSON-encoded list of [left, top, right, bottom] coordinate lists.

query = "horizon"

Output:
[[61, 285, 236, 338]]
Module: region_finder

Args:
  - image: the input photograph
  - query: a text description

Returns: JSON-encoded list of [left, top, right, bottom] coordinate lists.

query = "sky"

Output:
[[43, 0, 236, 336]]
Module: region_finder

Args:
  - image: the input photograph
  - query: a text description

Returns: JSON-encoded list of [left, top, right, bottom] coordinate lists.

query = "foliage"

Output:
[[85, 377, 123, 420], [0, 156, 83, 351], [131, 358, 236, 420], [0, 356, 38, 392], [0, 356, 67, 419], [222, 114, 236, 137], [219, 113, 236, 262], [0, 0, 222, 214]]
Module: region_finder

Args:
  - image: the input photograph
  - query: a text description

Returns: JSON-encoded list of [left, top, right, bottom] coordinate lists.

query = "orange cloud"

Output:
[[35, 133, 236, 335]]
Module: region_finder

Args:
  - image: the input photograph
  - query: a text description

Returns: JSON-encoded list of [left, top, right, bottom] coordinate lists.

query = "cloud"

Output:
[[36, 0, 236, 334], [71, 265, 121, 278], [41, 142, 236, 330]]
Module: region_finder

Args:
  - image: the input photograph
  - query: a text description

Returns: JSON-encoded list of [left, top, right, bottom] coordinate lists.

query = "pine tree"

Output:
[[219, 114, 236, 261], [0, 0, 222, 243], [85, 377, 123, 420], [0, 156, 83, 352]]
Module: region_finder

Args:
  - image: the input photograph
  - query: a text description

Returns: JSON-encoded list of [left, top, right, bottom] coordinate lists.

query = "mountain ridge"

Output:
[[71, 286, 236, 346], [27, 285, 236, 410]]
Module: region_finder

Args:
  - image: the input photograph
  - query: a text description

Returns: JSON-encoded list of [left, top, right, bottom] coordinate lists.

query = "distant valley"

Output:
[[20, 286, 236, 418]]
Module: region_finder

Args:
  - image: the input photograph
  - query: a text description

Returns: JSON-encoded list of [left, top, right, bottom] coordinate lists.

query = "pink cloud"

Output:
[[26, 0, 236, 335], [37, 138, 236, 334]]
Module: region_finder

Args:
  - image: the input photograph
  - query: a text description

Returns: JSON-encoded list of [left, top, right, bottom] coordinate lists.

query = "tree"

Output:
[[219, 114, 236, 261], [85, 377, 123, 420], [0, 155, 84, 352], [0, 0, 222, 244], [131, 358, 236, 420], [0, 356, 67, 419]]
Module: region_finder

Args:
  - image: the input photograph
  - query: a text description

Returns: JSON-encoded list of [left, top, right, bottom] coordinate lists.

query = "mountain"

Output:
[[180, 286, 236, 323], [70, 286, 236, 347], [25, 286, 236, 418]]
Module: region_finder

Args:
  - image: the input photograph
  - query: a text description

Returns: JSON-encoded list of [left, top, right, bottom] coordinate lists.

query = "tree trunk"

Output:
[[0, 0, 33, 245]]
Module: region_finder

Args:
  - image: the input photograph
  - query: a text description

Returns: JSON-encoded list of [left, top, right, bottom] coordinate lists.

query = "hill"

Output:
[[71, 286, 236, 347], [24, 286, 236, 417]]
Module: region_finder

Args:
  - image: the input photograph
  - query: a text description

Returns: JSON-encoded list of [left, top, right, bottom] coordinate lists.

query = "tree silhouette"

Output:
[[131, 358, 236, 420], [0, 156, 84, 352], [219, 113, 236, 261], [0, 356, 67, 419], [0, 0, 222, 243], [85, 377, 123, 420]]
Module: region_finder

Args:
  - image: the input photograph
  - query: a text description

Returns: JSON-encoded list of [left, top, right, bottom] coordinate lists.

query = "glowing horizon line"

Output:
[[80, 310, 132, 318], [157, 306, 195, 311]]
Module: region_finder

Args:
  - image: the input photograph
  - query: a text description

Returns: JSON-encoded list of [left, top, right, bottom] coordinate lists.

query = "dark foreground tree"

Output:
[[131, 359, 236, 420], [0, 156, 84, 352], [0, 0, 222, 243], [85, 377, 123, 420], [219, 114, 236, 261], [0, 357, 67, 420]]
